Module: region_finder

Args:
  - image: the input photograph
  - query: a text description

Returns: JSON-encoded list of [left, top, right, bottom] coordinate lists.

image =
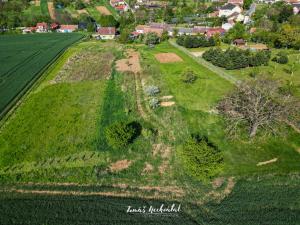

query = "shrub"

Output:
[[149, 98, 159, 109], [145, 32, 160, 46], [181, 69, 197, 83], [272, 52, 288, 64], [144, 85, 160, 96], [179, 134, 223, 181], [105, 121, 141, 149]]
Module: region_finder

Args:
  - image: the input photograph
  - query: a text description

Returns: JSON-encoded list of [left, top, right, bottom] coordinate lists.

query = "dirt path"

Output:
[[96, 6, 112, 15], [48, 2, 56, 20]]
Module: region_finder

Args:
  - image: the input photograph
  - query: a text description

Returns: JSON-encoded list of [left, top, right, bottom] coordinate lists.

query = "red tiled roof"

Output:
[[59, 25, 78, 30], [98, 27, 116, 35], [36, 22, 47, 28]]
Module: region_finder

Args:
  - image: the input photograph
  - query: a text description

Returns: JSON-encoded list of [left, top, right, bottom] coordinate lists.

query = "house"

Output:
[[222, 22, 234, 31], [51, 23, 59, 30], [22, 27, 36, 34], [228, 0, 244, 5], [233, 38, 246, 46], [292, 3, 300, 14], [219, 3, 242, 17], [177, 28, 194, 36], [136, 25, 148, 34], [58, 25, 78, 33], [97, 27, 116, 39], [36, 22, 48, 33], [144, 27, 164, 37], [205, 28, 226, 37]]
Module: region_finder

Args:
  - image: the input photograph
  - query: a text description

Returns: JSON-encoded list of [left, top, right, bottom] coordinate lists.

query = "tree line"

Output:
[[176, 35, 217, 48], [202, 48, 271, 70]]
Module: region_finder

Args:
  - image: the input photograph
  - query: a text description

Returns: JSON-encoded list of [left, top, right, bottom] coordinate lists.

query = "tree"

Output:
[[75, 0, 85, 10], [243, 0, 253, 10], [179, 134, 223, 181], [223, 23, 248, 43], [145, 32, 160, 46], [217, 78, 299, 137], [105, 121, 141, 149], [181, 69, 197, 83], [99, 15, 119, 27], [272, 51, 288, 64]]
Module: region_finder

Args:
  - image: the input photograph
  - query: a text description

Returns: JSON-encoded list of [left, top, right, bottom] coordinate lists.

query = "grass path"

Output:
[[169, 40, 238, 85]]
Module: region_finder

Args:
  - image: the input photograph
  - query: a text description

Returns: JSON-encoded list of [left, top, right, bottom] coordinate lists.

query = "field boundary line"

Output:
[[168, 40, 238, 85]]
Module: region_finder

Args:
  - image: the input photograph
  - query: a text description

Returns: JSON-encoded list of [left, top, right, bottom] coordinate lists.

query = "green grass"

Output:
[[40, 0, 50, 16], [0, 33, 83, 118], [139, 41, 300, 177]]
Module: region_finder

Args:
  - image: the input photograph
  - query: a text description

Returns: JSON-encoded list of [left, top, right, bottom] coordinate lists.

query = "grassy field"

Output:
[[0, 33, 83, 118], [0, 38, 299, 224], [139, 42, 300, 177]]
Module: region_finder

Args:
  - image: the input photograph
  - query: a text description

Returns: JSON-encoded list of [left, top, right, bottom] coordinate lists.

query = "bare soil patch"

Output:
[[155, 53, 183, 63], [77, 9, 88, 14], [160, 101, 175, 107], [48, 2, 56, 20], [212, 177, 225, 189], [257, 158, 278, 166], [191, 51, 204, 57], [116, 50, 141, 74], [160, 95, 173, 100], [96, 6, 111, 15], [141, 162, 154, 175], [109, 160, 132, 172], [35, 0, 40, 6]]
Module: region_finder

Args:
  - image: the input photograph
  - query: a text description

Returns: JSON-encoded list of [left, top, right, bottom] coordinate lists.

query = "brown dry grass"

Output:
[[109, 160, 132, 172], [256, 158, 278, 166], [116, 50, 141, 74], [96, 6, 112, 15], [47, 2, 56, 20], [53, 50, 114, 83], [155, 53, 183, 63], [160, 101, 175, 107], [77, 9, 88, 14]]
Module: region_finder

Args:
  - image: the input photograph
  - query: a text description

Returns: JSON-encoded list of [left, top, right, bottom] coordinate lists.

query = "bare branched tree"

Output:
[[217, 78, 300, 138]]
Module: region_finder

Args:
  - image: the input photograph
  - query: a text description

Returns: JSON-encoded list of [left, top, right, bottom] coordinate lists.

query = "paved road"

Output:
[[168, 40, 238, 85]]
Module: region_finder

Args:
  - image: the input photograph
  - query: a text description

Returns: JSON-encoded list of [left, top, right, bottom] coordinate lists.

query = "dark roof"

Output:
[[220, 3, 237, 10]]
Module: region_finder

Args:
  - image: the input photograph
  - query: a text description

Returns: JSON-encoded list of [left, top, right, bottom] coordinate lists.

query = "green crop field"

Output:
[[0, 33, 83, 118]]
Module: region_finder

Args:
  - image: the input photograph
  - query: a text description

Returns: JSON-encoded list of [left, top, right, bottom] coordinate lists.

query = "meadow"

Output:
[[0, 39, 299, 224], [0, 33, 83, 118]]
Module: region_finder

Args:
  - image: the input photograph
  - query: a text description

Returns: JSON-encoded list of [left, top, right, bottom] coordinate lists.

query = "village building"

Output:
[[36, 22, 48, 33], [219, 3, 242, 17], [292, 3, 300, 14], [57, 25, 78, 33], [228, 0, 244, 5], [97, 27, 116, 39]]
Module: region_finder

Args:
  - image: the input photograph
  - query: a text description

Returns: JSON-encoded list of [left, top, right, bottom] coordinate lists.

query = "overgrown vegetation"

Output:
[[105, 121, 141, 149], [179, 134, 223, 181]]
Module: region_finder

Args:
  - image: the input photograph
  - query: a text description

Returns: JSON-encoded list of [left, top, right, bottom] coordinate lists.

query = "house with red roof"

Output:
[[36, 22, 48, 33], [228, 0, 244, 5], [51, 23, 59, 30], [57, 25, 78, 33], [97, 27, 116, 39], [205, 28, 226, 37]]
